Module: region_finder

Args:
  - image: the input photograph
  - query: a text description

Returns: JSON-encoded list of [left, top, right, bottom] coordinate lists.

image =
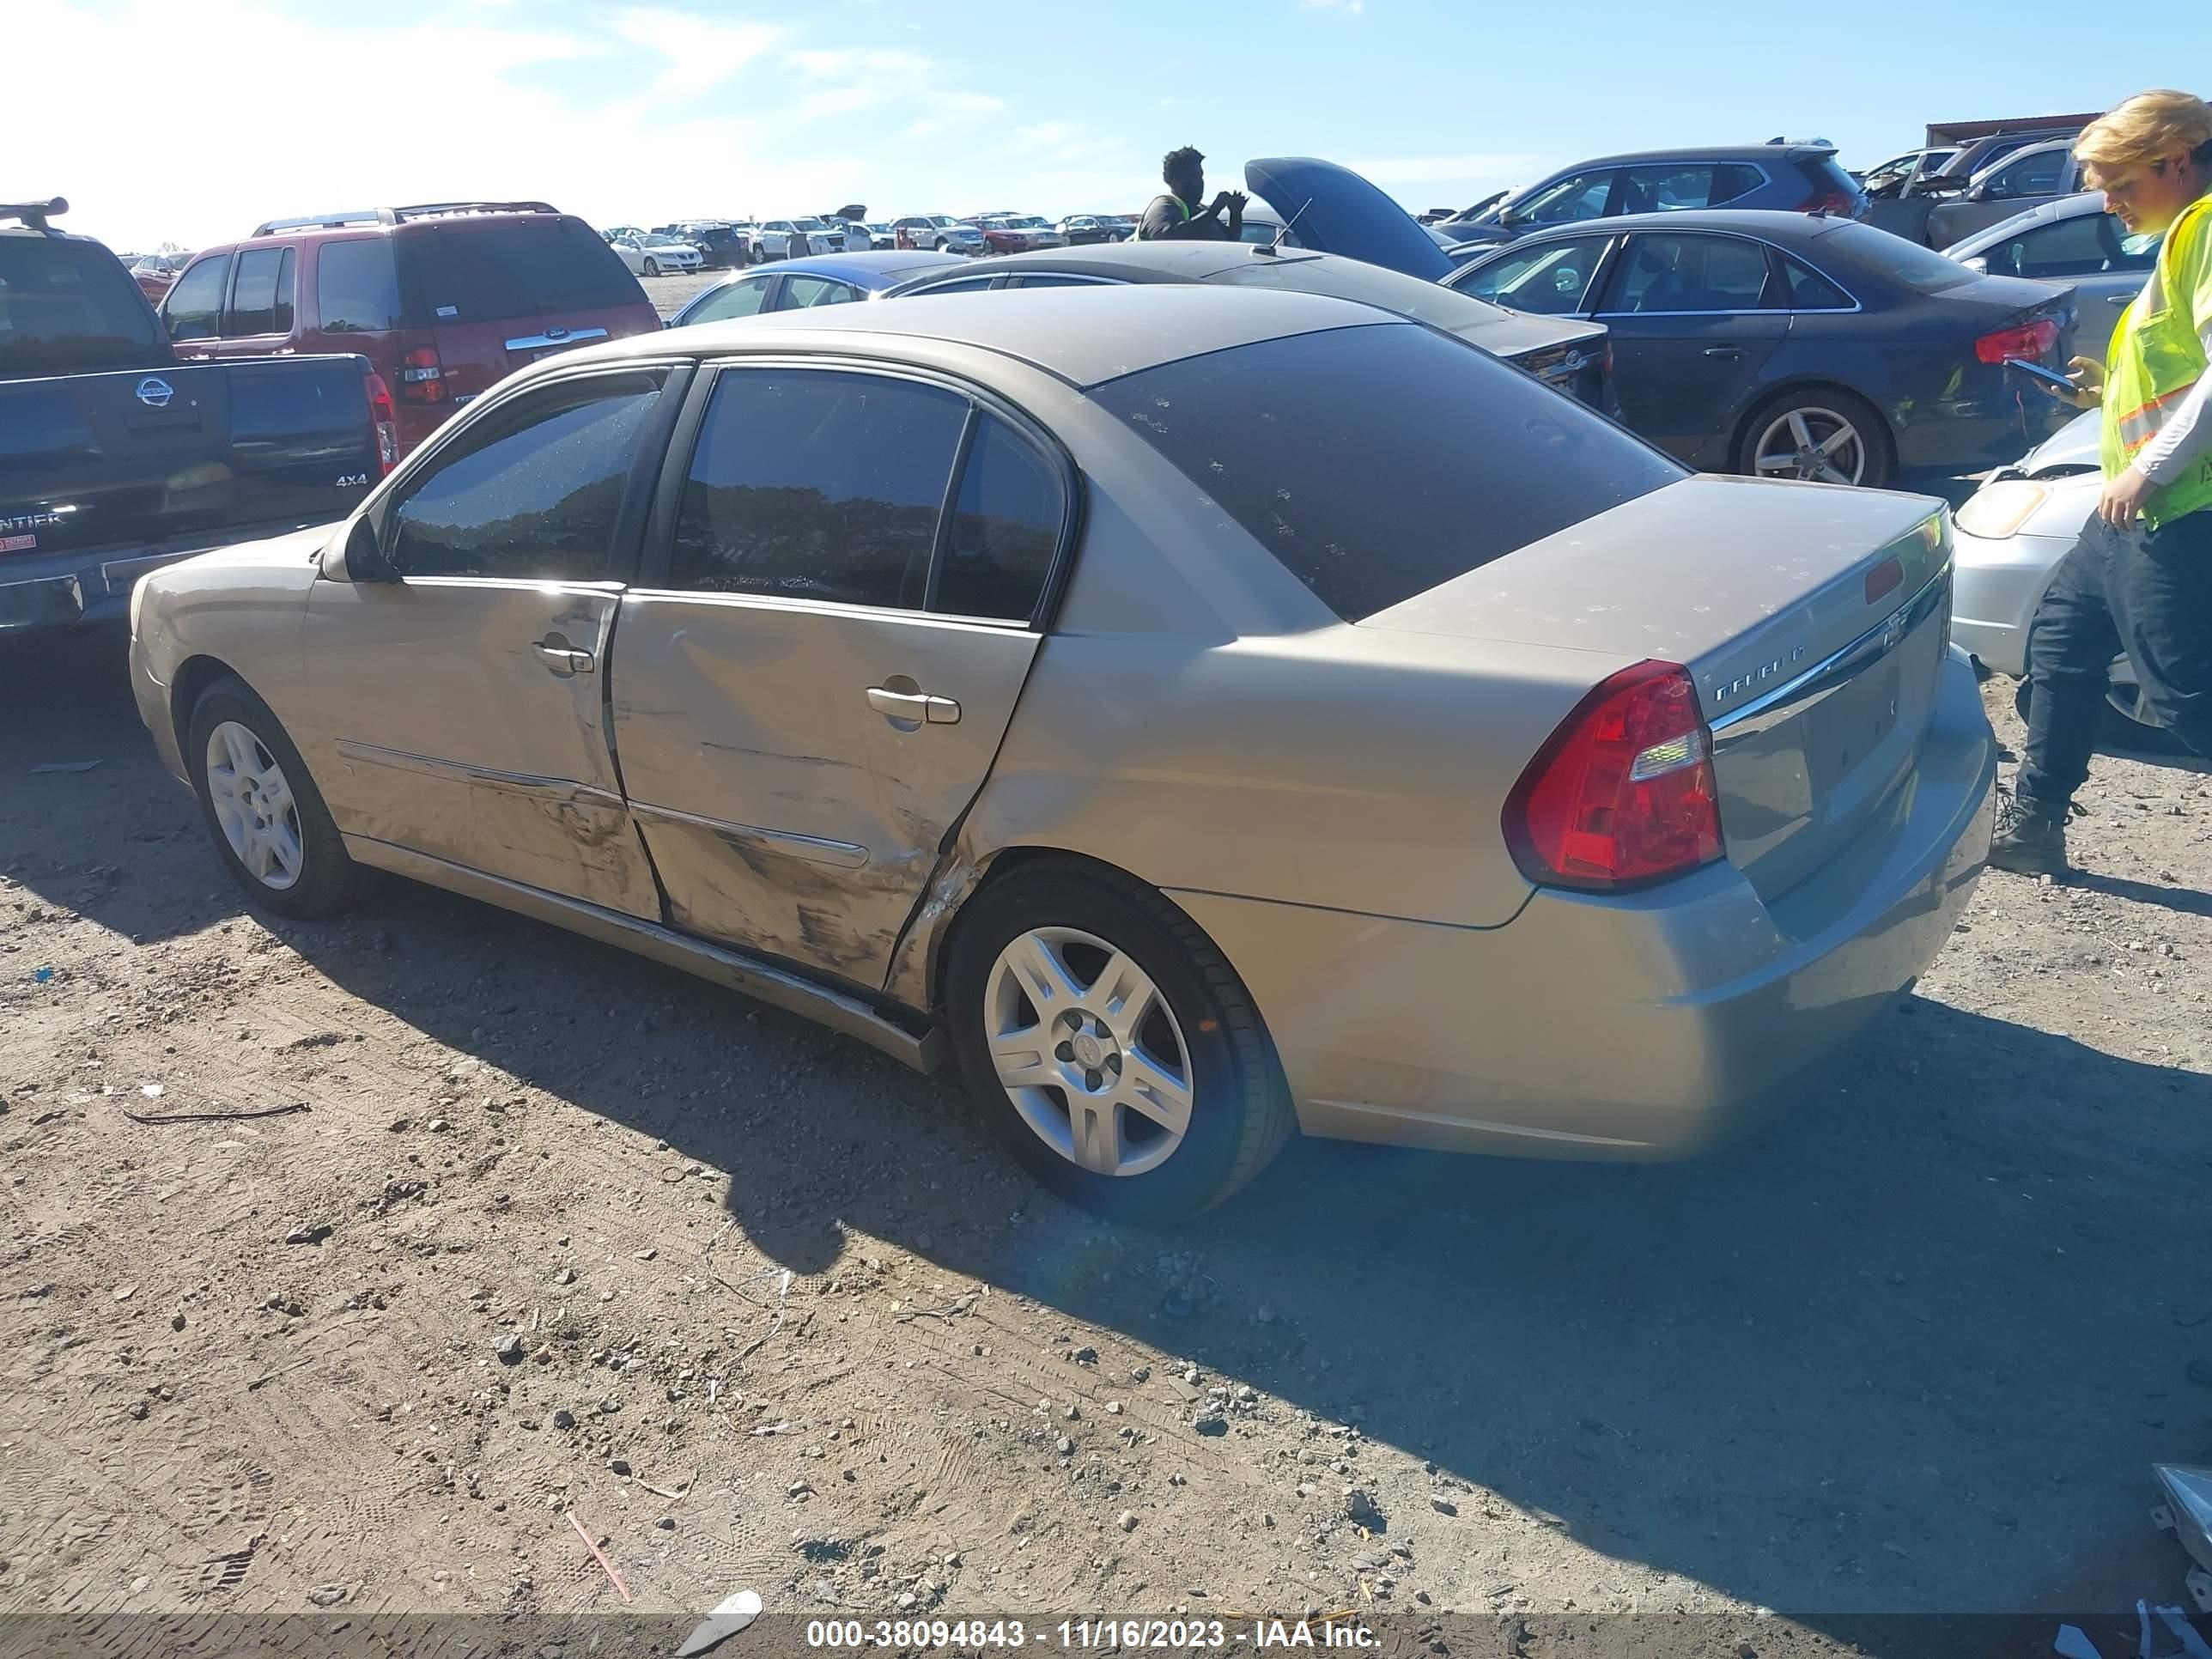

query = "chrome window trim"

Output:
[[1589, 228, 1864, 319]]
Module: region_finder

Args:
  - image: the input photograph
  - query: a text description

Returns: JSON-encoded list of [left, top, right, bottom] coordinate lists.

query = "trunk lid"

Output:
[[1360, 475, 1955, 902], [1244, 156, 1454, 281], [0, 357, 378, 562]]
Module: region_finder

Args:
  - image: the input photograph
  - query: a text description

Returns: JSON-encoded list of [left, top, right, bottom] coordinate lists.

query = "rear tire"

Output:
[[944, 861, 1295, 1226], [186, 677, 359, 921], [1735, 386, 1893, 489]]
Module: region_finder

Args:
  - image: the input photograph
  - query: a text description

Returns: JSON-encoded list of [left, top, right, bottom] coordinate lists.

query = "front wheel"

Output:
[[1736, 387, 1892, 489], [187, 677, 360, 920], [945, 862, 1295, 1225], [642, 257, 660, 277]]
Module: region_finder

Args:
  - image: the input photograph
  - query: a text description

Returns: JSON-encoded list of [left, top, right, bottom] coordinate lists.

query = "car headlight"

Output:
[[1954, 479, 2050, 540]]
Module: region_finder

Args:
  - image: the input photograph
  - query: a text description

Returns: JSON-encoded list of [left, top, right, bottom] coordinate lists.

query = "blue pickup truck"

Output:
[[1, 198, 392, 637]]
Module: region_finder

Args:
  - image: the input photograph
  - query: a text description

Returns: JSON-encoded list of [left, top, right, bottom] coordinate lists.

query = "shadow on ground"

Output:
[[6, 631, 2211, 1644]]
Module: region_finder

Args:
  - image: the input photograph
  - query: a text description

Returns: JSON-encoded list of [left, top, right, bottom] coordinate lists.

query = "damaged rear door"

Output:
[[611, 362, 1070, 986]]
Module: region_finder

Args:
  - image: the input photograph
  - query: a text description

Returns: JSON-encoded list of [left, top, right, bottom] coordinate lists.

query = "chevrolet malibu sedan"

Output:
[[130, 287, 1995, 1223]]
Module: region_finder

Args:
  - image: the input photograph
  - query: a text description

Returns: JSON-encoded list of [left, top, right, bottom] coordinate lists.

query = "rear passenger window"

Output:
[[1711, 164, 1765, 205], [315, 240, 402, 333], [386, 370, 665, 582], [670, 369, 968, 608], [1782, 256, 1852, 310], [226, 247, 294, 337], [162, 254, 229, 341], [1615, 165, 1717, 214], [936, 417, 1063, 621], [684, 277, 774, 324]]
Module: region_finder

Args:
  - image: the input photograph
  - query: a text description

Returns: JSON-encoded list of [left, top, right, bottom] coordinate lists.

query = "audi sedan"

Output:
[[129, 286, 1995, 1223]]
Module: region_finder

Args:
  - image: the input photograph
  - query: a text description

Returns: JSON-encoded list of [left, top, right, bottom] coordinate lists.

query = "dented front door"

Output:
[[611, 593, 1040, 986]]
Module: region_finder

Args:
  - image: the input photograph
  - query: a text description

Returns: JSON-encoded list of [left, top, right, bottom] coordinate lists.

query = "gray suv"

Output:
[[1441, 144, 1866, 250]]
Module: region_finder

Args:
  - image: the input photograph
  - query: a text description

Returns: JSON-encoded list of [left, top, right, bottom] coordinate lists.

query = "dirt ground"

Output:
[[3, 606, 2210, 1657]]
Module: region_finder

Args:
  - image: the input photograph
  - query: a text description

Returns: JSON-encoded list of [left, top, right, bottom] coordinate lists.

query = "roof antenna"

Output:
[[1257, 196, 1312, 257]]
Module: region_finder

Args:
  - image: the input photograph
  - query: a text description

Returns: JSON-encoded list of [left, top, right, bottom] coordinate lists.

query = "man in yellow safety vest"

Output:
[[1133, 147, 1247, 243], [1990, 90, 2212, 874]]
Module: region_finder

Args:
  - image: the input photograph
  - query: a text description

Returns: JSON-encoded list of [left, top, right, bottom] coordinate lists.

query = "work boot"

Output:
[[1985, 786, 2069, 877]]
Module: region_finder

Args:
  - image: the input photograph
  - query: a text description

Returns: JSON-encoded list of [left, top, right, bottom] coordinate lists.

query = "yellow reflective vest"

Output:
[[2103, 191, 2212, 527]]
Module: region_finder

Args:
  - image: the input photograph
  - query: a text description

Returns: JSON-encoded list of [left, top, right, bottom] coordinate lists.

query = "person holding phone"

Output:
[[1134, 148, 1247, 243], [1989, 90, 2212, 875]]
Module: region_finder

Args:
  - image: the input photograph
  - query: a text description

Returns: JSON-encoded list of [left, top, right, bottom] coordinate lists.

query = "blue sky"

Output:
[[16, 0, 2191, 252]]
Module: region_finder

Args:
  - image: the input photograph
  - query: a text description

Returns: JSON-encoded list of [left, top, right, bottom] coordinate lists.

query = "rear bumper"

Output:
[[1178, 649, 1996, 1158], [1951, 525, 2081, 678], [0, 522, 319, 640]]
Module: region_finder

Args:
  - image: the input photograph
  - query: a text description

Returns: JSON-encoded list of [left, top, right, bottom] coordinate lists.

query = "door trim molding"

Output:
[[341, 834, 945, 1073], [629, 799, 870, 870], [334, 739, 627, 810]]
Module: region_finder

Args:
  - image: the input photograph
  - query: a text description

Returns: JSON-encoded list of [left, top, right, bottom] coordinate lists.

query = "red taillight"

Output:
[[1798, 190, 1859, 216], [1504, 660, 1724, 892], [398, 344, 447, 404], [1975, 319, 2058, 365], [364, 371, 398, 476]]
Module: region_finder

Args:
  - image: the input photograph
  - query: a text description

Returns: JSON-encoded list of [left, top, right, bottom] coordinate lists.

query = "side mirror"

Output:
[[1498, 207, 1525, 228], [336, 515, 401, 584], [1961, 255, 1990, 275]]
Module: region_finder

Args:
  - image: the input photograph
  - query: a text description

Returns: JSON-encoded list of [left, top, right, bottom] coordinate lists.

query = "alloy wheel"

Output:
[[204, 721, 304, 890], [1752, 407, 1868, 485], [982, 927, 1194, 1178]]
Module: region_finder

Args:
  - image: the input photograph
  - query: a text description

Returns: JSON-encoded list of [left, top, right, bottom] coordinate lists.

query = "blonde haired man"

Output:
[[1990, 90, 2212, 874]]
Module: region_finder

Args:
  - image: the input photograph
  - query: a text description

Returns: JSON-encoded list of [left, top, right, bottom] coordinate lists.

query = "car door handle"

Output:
[[1703, 345, 1747, 359], [533, 635, 595, 675], [866, 686, 961, 724], [2106, 294, 2130, 306]]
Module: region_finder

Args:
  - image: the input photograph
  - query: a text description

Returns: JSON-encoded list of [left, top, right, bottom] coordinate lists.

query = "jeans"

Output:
[[2016, 507, 2212, 811]]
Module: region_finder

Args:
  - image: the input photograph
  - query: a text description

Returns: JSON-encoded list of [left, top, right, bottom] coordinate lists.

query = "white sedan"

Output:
[[608, 234, 703, 276]]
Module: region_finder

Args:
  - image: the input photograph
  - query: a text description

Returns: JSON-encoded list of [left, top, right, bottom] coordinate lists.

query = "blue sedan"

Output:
[[1448, 210, 2079, 488], [666, 250, 963, 327]]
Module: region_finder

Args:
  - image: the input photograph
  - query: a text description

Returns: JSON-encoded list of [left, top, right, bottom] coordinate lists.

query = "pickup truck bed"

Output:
[[2, 203, 386, 636]]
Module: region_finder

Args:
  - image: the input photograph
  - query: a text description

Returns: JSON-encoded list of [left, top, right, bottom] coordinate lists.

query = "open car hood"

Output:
[[1244, 157, 1451, 282]]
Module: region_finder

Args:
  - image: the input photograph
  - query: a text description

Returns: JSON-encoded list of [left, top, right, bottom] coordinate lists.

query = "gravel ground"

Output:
[[1, 620, 2209, 1657]]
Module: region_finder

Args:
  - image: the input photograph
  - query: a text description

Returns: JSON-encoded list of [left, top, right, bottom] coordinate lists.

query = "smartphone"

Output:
[[2004, 356, 2078, 396]]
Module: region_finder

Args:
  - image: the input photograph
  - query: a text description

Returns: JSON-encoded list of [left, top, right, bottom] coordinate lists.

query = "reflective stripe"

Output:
[[2118, 380, 2201, 452]]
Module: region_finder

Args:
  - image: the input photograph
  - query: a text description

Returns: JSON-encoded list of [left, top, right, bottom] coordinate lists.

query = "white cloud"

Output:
[[1300, 0, 1365, 12], [611, 7, 785, 100], [787, 46, 932, 79], [907, 93, 1008, 140], [1345, 152, 1548, 185]]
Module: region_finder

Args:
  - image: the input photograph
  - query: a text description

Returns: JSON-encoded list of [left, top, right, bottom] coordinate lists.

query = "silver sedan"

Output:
[[129, 287, 1994, 1222]]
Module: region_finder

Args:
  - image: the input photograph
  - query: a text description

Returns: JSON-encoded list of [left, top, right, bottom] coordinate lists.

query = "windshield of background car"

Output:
[[1091, 322, 1683, 622], [1823, 222, 1978, 294], [0, 234, 166, 375], [1211, 255, 1518, 342], [398, 219, 642, 325]]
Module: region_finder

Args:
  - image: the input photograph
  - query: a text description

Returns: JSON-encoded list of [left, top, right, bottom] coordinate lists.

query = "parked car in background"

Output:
[[1914, 140, 2092, 249], [892, 216, 988, 254], [1449, 210, 2077, 488], [609, 232, 703, 276], [657, 221, 750, 267], [1058, 216, 1131, 246], [1942, 193, 2150, 365], [885, 240, 1615, 413], [1442, 145, 1866, 251], [667, 250, 963, 325], [159, 201, 659, 459], [2, 198, 389, 638], [130, 283, 1994, 1222], [1863, 127, 2093, 246], [1950, 407, 2166, 746], [756, 218, 868, 259], [971, 216, 1066, 254], [129, 252, 185, 302], [862, 222, 899, 250]]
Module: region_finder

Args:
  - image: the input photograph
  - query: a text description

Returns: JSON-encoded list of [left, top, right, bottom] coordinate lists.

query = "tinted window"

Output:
[[1782, 255, 1853, 310], [1606, 234, 1772, 313], [388, 372, 664, 581], [1825, 222, 1976, 293], [315, 240, 402, 333], [1456, 237, 1610, 314], [162, 253, 230, 341], [1986, 212, 2149, 279], [937, 416, 1061, 621], [1092, 323, 1683, 622], [1712, 163, 1766, 205], [684, 276, 775, 324], [1517, 172, 1614, 225], [904, 276, 1000, 296], [0, 234, 166, 374], [671, 369, 968, 607], [1615, 165, 1717, 214], [397, 219, 642, 325], [1988, 149, 2065, 199], [225, 247, 294, 337], [1007, 274, 1110, 289], [782, 276, 859, 308]]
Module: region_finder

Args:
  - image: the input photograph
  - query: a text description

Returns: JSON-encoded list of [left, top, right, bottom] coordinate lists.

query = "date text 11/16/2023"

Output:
[[805, 1620, 1382, 1650]]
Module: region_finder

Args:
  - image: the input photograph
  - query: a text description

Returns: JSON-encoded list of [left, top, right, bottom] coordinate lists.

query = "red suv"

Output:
[[157, 201, 660, 458]]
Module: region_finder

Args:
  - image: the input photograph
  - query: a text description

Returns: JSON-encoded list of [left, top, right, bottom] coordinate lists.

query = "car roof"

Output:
[[1945, 190, 2110, 253], [897, 241, 1304, 284], [1464, 208, 1849, 248], [585, 283, 1397, 388], [1551, 144, 1832, 169], [758, 249, 966, 284]]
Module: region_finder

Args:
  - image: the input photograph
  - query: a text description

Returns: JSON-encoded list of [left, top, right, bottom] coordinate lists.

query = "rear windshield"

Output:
[[1823, 222, 1977, 293], [0, 234, 166, 377], [397, 218, 645, 325], [1091, 322, 1683, 621], [1210, 255, 1523, 347]]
